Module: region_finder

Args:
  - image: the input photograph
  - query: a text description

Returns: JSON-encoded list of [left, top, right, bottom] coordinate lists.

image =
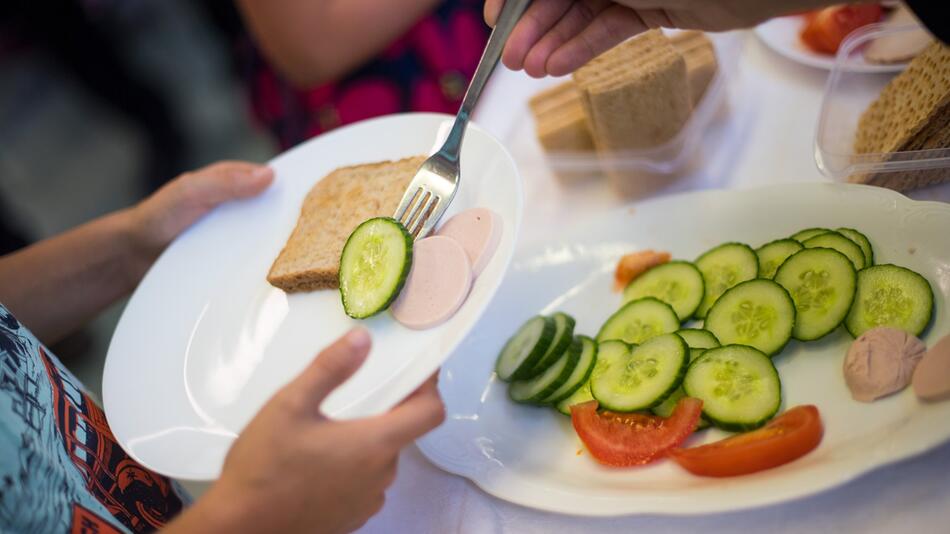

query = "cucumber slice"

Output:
[[527, 312, 576, 377], [339, 217, 413, 319], [597, 297, 680, 344], [676, 328, 721, 350], [684, 345, 782, 431], [591, 333, 688, 412], [652, 344, 712, 427], [495, 316, 556, 381], [556, 340, 617, 414], [790, 227, 830, 243], [845, 264, 934, 338], [803, 231, 866, 271], [556, 381, 594, 416], [541, 336, 598, 404], [704, 279, 796, 356], [774, 248, 856, 341], [836, 227, 874, 266], [623, 261, 704, 320], [756, 238, 803, 280], [509, 336, 583, 404], [694, 243, 759, 319], [650, 387, 711, 429]]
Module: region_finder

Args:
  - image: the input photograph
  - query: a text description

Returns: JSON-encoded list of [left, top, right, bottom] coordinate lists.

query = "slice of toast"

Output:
[[267, 156, 424, 292]]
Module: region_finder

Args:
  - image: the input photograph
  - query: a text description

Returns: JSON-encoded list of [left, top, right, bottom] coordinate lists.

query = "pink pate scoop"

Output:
[[844, 327, 926, 403]]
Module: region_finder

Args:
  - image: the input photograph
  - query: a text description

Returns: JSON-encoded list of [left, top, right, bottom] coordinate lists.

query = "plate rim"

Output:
[[417, 181, 950, 516]]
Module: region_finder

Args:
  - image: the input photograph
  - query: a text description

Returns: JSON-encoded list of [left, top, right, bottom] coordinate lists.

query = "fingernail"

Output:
[[345, 327, 371, 352], [252, 166, 274, 180]]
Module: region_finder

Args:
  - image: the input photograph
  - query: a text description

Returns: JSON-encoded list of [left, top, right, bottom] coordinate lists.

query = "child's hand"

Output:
[[126, 161, 274, 273], [168, 328, 445, 534]]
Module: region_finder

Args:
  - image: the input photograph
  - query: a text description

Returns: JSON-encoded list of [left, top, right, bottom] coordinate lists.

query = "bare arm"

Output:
[[236, 0, 443, 88], [0, 210, 142, 345], [0, 162, 273, 346]]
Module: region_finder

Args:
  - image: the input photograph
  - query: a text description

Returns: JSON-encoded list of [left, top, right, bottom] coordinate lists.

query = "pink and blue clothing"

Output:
[[241, 0, 490, 149]]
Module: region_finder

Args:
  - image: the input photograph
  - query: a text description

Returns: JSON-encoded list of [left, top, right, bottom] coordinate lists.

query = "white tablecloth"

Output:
[[360, 32, 950, 533]]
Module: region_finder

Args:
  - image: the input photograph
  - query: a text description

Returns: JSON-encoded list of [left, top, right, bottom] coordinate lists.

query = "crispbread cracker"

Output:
[[529, 80, 594, 153], [573, 30, 671, 90], [267, 156, 424, 292], [529, 82, 578, 117], [574, 31, 691, 151], [850, 42, 950, 191], [671, 31, 718, 106], [854, 42, 950, 155]]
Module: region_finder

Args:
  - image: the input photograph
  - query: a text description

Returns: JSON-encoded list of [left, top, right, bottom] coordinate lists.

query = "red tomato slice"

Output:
[[570, 397, 702, 467], [669, 405, 823, 477], [800, 4, 883, 54]]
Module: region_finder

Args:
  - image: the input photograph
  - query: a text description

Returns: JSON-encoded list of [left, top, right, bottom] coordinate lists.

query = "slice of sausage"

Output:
[[913, 334, 950, 402], [435, 208, 502, 276], [391, 236, 473, 330]]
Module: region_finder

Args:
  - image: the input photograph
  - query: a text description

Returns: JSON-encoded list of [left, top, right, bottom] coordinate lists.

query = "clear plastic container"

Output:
[[815, 22, 949, 185], [506, 31, 743, 188]]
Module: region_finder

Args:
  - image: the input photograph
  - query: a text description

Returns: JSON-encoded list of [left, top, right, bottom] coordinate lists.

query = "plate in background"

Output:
[[756, 16, 906, 73]]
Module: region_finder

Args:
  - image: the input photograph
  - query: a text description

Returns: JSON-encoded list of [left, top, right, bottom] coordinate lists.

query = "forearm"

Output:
[[161, 484, 253, 534], [236, 0, 442, 87], [0, 209, 146, 345]]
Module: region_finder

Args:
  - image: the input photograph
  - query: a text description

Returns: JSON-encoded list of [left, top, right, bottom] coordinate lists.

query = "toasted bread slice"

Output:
[[267, 156, 424, 292]]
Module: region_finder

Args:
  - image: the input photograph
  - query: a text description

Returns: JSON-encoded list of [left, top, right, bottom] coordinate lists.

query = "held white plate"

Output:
[[103, 113, 523, 480], [755, 16, 905, 73], [417, 183, 950, 516]]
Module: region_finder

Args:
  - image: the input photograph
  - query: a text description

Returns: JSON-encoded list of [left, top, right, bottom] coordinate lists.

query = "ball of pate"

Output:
[[844, 327, 926, 402]]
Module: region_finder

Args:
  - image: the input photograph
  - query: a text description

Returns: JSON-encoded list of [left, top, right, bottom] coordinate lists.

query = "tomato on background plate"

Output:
[[570, 397, 702, 467], [669, 405, 823, 477], [800, 4, 884, 54]]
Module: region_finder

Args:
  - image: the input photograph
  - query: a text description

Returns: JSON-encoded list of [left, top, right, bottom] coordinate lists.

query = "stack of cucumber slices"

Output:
[[496, 226, 934, 432]]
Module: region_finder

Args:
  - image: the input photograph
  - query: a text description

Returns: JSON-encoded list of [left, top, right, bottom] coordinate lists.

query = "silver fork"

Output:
[[394, 0, 532, 239]]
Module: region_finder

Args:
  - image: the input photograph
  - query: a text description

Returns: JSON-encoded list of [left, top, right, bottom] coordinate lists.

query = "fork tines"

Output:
[[394, 186, 439, 239]]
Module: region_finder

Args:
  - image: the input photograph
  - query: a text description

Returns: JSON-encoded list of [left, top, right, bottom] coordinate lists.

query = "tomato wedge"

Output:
[[670, 405, 823, 477], [800, 5, 884, 54], [613, 250, 670, 292], [570, 397, 702, 467]]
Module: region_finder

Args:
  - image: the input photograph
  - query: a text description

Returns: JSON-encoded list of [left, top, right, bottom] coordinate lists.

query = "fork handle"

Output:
[[438, 0, 533, 160]]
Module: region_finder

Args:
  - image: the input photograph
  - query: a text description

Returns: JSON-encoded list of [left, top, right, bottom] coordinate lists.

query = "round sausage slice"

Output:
[[436, 208, 502, 276], [913, 334, 950, 402], [391, 236, 473, 330]]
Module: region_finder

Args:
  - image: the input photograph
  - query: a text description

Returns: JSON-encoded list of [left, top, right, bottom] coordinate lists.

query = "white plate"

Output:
[[103, 113, 523, 480], [417, 183, 950, 516], [755, 16, 905, 73]]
